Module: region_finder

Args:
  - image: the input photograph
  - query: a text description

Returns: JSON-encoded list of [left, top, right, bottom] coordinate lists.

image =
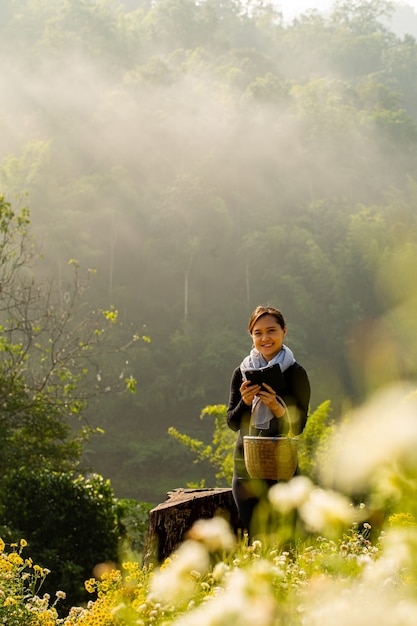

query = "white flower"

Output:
[[187, 516, 236, 551], [268, 475, 314, 514], [304, 581, 417, 626], [148, 540, 210, 605], [323, 385, 417, 492], [172, 562, 277, 626], [364, 525, 417, 585], [299, 488, 354, 534], [212, 561, 230, 582]]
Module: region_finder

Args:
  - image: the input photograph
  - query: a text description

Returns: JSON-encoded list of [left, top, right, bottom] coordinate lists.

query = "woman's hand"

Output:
[[257, 383, 286, 418], [240, 380, 260, 406]]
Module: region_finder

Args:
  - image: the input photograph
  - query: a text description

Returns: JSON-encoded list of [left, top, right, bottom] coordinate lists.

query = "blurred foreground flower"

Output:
[[186, 516, 236, 551], [321, 385, 417, 493], [370, 525, 417, 583], [172, 560, 277, 626], [148, 539, 210, 605], [303, 581, 417, 626], [269, 476, 357, 536], [299, 488, 356, 535], [268, 476, 313, 514]]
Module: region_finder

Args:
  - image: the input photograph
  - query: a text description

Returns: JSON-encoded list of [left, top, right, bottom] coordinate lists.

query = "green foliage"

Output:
[[170, 401, 337, 489], [0, 195, 141, 481], [298, 400, 336, 482], [2, 0, 417, 502], [115, 498, 154, 555], [0, 469, 119, 611], [168, 404, 235, 486], [0, 374, 85, 475]]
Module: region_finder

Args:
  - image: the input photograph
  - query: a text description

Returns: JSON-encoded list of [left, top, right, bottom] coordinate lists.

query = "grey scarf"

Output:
[[240, 346, 295, 430]]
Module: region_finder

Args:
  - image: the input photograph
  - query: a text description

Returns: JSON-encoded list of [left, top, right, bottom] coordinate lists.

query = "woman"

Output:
[[227, 305, 310, 537]]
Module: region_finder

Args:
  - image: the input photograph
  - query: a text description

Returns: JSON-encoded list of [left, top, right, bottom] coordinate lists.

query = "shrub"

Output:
[[0, 469, 119, 611], [115, 498, 154, 555]]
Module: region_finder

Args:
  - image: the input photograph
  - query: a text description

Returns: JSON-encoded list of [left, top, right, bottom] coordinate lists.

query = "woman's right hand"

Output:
[[240, 380, 260, 406]]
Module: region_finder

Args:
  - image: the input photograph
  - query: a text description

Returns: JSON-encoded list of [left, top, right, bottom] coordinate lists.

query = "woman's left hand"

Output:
[[257, 383, 286, 418]]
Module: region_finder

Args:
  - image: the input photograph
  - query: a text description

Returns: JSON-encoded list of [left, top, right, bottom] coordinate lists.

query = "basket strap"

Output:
[[248, 397, 261, 435], [249, 395, 294, 437], [277, 396, 294, 438]]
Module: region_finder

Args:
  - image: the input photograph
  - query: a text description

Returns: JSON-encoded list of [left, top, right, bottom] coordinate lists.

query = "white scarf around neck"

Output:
[[240, 345, 295, 430]]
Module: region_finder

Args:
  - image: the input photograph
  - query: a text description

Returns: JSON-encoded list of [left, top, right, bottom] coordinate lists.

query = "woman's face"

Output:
[[251, 314, 286, 362]]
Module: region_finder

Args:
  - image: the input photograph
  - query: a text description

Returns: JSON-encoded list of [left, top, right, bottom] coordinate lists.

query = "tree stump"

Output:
[[143, 488, 242, 565]]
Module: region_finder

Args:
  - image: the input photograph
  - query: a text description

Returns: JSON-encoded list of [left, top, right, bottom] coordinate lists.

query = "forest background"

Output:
[[1, 0, 417, 505]]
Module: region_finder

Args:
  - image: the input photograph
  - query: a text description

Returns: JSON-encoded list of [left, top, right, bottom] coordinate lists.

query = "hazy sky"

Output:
[[278, 0, 417, 21]]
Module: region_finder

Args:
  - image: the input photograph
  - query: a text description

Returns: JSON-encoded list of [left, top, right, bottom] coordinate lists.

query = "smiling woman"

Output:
[[250, 311, 287, 363], [226, 305, 311, 538]]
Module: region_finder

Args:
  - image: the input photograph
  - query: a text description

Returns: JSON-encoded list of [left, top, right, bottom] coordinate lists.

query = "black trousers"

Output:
[[232, 474, 276, 536], [232, 474, 297, 542]]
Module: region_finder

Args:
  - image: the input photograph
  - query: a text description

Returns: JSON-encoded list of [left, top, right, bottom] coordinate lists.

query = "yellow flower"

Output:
[[85, 578, 97, 594], [0, 560, 12, 572], [7, 552, 24, 566], [388, 513, 416, 528]]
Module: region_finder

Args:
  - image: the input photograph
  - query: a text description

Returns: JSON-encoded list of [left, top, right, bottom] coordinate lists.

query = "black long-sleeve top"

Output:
[[227, 362, 311, 479]]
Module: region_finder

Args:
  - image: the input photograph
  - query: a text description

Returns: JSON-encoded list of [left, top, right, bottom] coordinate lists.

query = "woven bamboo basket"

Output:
[[243, 400, 298, 480]]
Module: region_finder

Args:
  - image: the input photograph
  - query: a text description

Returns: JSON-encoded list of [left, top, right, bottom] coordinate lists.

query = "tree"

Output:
[[331, 0, 395, 35], [0, 194, 153, 609], [0, 195, 140, 477]]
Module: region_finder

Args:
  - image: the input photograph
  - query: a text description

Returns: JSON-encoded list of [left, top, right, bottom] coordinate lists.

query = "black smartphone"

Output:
[[244, 362, 285, 394]]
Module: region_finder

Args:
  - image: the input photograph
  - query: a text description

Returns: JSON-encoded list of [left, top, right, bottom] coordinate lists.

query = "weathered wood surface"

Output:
[[143, 487, 242, 565]]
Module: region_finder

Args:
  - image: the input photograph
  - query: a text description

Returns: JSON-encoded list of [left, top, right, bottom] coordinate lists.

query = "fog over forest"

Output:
[[1, 0, 417, 503]]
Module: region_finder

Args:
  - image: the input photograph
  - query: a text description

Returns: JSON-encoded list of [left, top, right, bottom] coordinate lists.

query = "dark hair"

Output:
[[248, 305, 286, 334]]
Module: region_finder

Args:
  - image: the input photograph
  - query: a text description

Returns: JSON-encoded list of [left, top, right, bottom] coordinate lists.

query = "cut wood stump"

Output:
[[143, 487, 242, 565]]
